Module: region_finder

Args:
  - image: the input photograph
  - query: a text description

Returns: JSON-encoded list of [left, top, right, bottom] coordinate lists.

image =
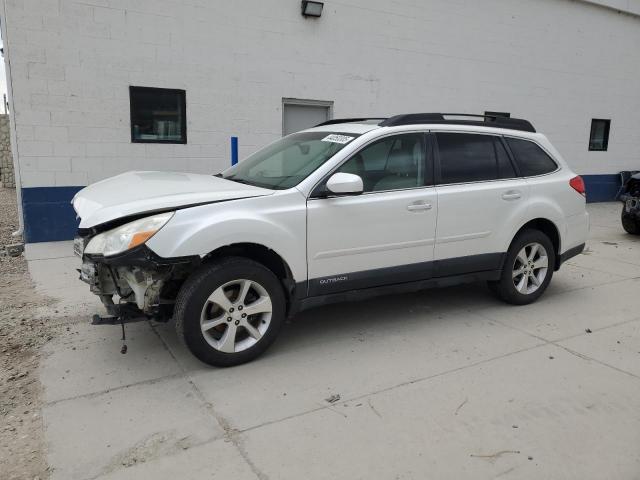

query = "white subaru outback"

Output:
[[73, 113, 589, 366]]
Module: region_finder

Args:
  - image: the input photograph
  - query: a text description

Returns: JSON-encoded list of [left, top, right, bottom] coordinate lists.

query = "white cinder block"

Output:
[[34, 125, 69, 142], [10, 78, 48, 99], [24, 0, 60, 16], [92, 5, 126, 26], [18, 156, 39, 172], [59, 1, 93, 19], [67, 126, 127, 143], [71, 156, 103, 173], [53, 142, 86, 157], [37, 156, 72, 172], [85, 143, 111, 157], [3, 0, 640, 190], [9, 44, 46, 63], [21, 170, 55, 187], [15, 125, 35, 141], [6, 12, 44, 30], [26, 62, 65, 81], [20, 140, 53, 157], [14, 110, 51, 127], [54, 170, 88, 186]]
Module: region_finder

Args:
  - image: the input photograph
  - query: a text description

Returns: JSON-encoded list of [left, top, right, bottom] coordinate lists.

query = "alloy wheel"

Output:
[[512, 242, 549, 295], [200, 279, 273, 353]]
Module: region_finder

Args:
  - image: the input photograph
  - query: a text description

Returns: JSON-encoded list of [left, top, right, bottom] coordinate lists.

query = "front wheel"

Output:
[[174, 257, 286, 367], [488, 229, 555, 305]]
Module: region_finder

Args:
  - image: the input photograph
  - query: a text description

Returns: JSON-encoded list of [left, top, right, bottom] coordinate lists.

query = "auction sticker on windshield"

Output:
[[321, 134, 354, 144]]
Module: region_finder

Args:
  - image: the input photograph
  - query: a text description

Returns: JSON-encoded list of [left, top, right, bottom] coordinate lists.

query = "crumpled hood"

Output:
[[72, 171, 273, 228]]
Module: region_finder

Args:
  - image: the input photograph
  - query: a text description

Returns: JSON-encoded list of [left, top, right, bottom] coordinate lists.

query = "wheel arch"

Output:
[[510, 218, 562, 270], [202, 242, 301, 311]]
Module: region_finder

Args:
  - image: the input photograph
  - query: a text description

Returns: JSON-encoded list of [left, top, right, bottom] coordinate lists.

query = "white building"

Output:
[[1, 0, 639, 242]]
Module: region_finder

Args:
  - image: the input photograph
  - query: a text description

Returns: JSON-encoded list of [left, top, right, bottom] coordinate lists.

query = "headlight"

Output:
[[84, 212, 174, 257]]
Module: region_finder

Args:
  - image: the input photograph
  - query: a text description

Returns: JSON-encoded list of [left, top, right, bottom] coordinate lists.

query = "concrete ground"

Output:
[[28, 202, 640, 480]]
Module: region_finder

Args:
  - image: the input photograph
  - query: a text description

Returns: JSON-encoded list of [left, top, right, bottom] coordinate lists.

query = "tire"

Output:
[[488, 229, 556, 305], [621, 206, 640, 235], [174, 256, 286, 367]]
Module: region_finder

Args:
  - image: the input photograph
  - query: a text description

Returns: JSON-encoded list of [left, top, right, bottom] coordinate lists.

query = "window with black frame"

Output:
[[589, 119, 610, 151], [506, 137, 558, 176], [337, 133, 428, 192], [130, 86, 186, 143], [436, 133, 515, 184]]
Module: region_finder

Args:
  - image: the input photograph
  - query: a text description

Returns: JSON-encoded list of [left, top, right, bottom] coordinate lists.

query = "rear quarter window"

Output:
[[506, 138, 558, 177]]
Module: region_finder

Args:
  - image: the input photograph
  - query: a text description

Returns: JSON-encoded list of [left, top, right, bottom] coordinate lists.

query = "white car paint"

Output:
[[306, 187, 437, 280], [434, 176, 530, 261], [146, 189, 308, 282], [72, 170, 273, 228]]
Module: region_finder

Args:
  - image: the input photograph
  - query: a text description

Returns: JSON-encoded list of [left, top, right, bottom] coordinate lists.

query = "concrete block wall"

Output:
[[0, 115, 15, 188], [1, 0, 640, 241]]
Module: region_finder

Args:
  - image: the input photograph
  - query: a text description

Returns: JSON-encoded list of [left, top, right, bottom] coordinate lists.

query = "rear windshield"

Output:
[[222, 132, 359, 190]]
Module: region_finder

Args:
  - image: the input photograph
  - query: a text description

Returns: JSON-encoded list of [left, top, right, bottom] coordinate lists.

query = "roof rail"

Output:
[[315, 117, 387, 127], [380, 113, 536, 133]]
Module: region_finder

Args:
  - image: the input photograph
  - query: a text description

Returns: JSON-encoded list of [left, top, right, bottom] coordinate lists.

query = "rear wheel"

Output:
[[488, 229, 555, 305], [621, 206, 640, 235], [175, 257, 286, 367]]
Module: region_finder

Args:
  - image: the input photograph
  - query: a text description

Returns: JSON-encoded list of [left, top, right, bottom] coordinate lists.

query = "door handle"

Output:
[[501, 190, 521, 201], [407, 202, 433, 212]]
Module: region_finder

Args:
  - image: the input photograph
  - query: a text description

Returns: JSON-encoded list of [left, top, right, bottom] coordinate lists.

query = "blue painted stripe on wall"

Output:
[[22, 186, 84, 243], [582, 174, 621, 203], [19, 175, 628, 243]]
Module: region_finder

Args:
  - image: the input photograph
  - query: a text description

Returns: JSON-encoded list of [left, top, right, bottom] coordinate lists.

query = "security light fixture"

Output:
[[301, 1, 323, 17]]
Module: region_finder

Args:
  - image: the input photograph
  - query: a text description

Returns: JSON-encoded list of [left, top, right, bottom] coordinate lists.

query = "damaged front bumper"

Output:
[[620, 173, 640, 217], [620, 194, 640, 218], [76, 239, 200, 323]]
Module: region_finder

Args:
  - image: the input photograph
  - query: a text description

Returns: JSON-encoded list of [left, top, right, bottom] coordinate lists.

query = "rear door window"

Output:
[[506, 138, 558, 177], [436, 133, 515, 184]]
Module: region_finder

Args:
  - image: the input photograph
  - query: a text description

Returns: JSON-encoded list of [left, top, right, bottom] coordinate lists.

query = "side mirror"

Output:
[[326, 172, 363, 195]]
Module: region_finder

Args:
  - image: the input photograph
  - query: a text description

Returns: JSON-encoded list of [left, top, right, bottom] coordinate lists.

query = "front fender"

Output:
[[146, 192, 307, 282]]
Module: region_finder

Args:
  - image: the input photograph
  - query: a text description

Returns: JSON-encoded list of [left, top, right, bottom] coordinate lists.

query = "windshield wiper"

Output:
[[225, 177, 255, 186]]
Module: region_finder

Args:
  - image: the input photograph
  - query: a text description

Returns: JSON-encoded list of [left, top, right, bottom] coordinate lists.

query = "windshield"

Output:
[[221, 131, 359, 190]]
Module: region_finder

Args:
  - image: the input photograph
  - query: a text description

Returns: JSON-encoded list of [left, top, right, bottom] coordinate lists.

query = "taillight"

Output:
[[570, 176, 586, 197]]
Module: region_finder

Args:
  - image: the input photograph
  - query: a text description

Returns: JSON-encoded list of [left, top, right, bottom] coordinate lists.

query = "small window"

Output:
[[589, 119, 610, 151], [506, 138, 557, 176], [436, 133, 515, 184], [337, 133, 427, 192], [130, 86, 186, 143], [282, 99, 332, 135]]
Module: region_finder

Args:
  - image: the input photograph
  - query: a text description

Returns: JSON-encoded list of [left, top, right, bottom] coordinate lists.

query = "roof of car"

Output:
[[307, 113, 537, 136], [305, 122, 382, 134], [304, 120, 543, 141]]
